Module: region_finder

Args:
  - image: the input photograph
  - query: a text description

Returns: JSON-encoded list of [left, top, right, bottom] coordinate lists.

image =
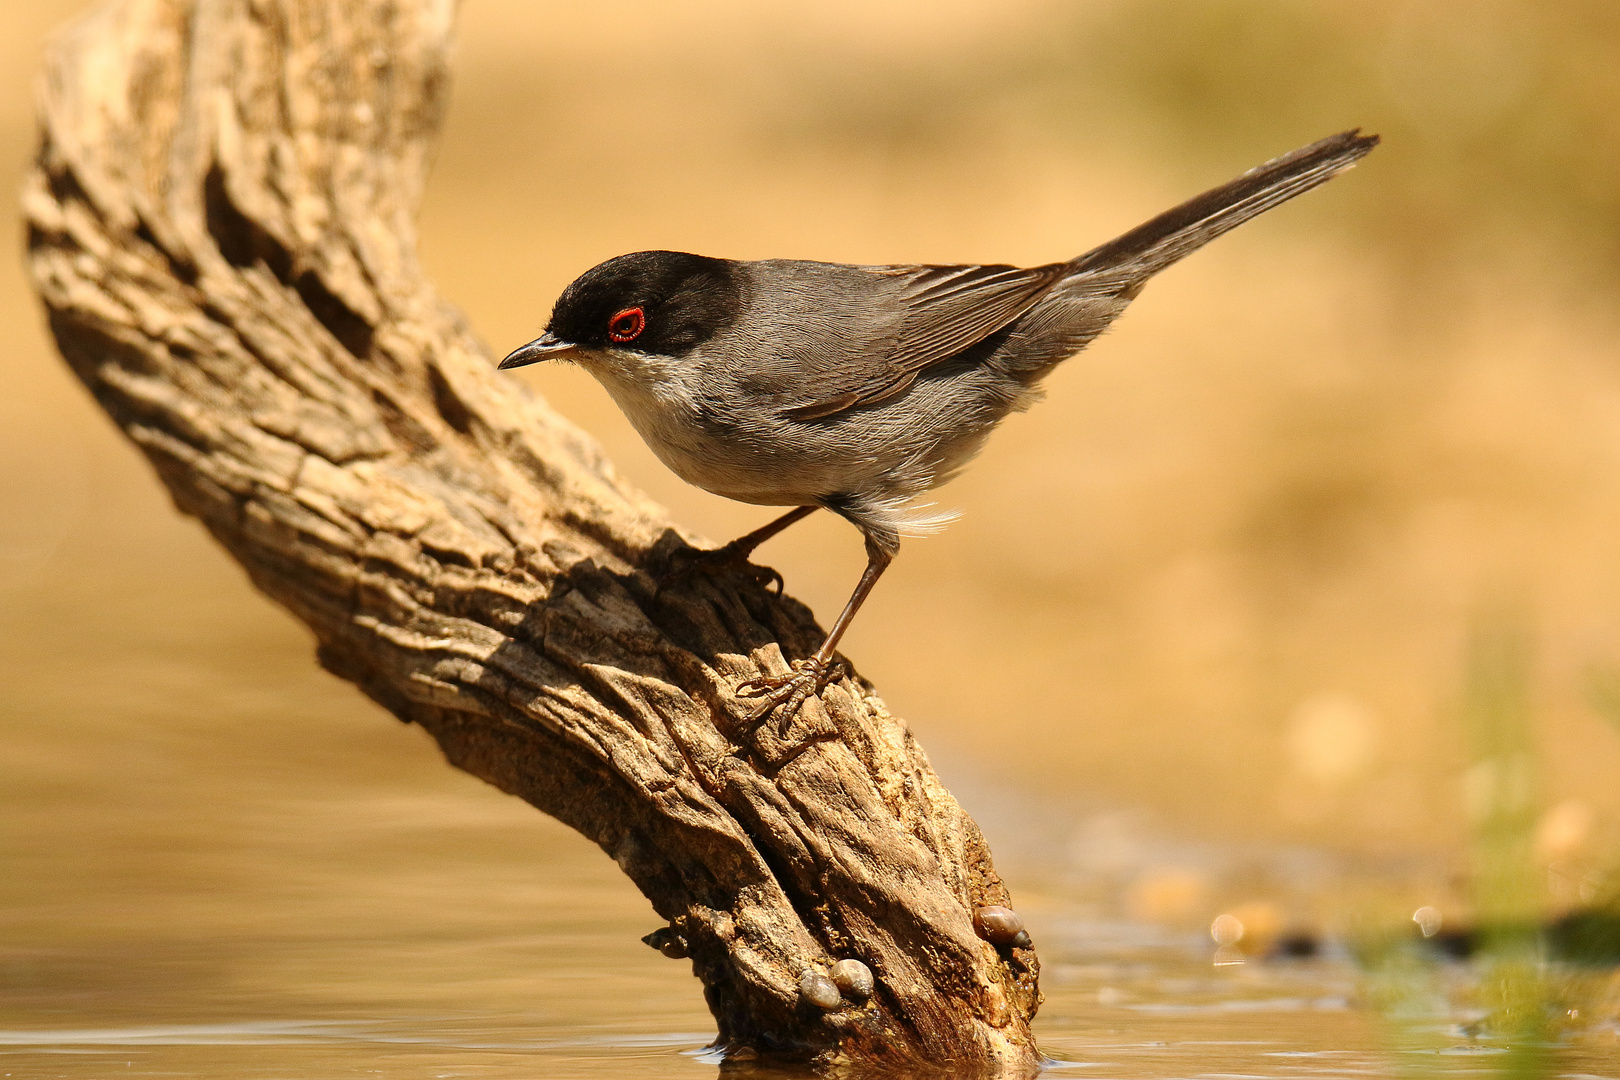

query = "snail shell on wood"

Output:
[[973, 905, 1025, 946], [641, 926, 688, 959], [830, 958, 874, 1001], [798, 969, 843, 1010]]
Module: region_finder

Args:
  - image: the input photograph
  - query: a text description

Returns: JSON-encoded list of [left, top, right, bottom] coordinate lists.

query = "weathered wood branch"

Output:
[[23, 0, 1039, 1071]]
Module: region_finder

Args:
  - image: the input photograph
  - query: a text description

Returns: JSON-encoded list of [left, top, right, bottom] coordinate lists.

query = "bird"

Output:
[[499, 129, 1378, 714]]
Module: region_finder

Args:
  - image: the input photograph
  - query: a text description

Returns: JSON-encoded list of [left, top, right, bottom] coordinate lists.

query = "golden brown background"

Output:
[[6, 0, 1620, 993]]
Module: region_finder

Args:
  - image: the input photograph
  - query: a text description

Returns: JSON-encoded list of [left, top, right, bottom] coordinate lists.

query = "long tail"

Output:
[[1068, 129, 1379, 288]]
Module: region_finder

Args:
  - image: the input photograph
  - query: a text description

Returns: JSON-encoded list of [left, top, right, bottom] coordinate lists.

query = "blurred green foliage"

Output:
[[1459, 609, 1556, 1078], [1360, 607, 1620, 1076]]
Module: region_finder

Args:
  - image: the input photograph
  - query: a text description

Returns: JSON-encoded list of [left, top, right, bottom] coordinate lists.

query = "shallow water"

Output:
[[9, 923, 1619, 1079], [7, 802, 1620, 1080], [0, 898, 1379, 1079]]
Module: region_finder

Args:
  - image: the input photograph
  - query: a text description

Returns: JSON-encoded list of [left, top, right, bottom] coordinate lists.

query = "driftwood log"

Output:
[[24, 0, 1039, 1072]]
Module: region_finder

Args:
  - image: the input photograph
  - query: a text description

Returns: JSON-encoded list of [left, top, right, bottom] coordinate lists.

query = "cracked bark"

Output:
[[23, 0, 1040, 1071]]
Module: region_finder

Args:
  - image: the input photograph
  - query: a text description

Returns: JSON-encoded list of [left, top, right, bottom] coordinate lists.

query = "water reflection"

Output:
[[10, 877, 1618, 1078]]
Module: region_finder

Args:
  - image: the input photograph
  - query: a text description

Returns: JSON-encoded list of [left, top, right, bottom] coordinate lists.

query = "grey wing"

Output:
[[782, 261, 1070, 421]]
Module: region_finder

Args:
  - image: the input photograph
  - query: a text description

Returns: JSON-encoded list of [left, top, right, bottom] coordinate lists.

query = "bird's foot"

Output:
[[737, 656, 843, 719], [658, 541, 785, 597]]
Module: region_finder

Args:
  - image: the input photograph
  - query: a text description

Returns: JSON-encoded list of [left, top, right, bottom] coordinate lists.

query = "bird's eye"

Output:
[[607, 306, 646, 343]]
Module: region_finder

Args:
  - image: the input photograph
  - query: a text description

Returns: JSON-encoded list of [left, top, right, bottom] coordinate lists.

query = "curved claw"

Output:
[[756, 564, 786, 595], [658, 542, 785, 597]]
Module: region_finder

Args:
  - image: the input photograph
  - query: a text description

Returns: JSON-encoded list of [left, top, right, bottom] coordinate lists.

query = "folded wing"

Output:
[[781, 261, 1069, 421]]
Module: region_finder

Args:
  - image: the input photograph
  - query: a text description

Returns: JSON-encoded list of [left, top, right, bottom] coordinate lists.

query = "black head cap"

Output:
[[547, 250, 743, 356]]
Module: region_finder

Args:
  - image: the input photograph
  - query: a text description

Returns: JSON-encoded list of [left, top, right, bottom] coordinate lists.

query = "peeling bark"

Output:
[[23, 1, 1040, 1071]]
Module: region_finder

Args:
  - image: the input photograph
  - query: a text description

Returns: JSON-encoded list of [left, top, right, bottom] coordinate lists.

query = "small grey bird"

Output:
[[501, 130, 1377, 711]]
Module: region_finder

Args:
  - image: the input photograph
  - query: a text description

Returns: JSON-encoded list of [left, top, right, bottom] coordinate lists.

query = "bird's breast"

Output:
[[589, 364, 822, 506]]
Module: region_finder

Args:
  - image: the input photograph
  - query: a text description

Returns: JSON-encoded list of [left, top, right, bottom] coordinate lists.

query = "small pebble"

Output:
[[1270, 931, 1319, 959], [799, 969, 843, 1010], [973, 905, 1025, 946], [830, 958, 874, 1001]]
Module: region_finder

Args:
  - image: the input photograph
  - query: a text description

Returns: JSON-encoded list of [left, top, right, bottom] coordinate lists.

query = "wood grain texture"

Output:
[[23, 0, 1040, 1070]]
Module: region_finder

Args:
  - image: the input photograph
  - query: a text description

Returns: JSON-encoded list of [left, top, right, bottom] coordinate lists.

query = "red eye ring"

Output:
[[607, 306, 645, 343]]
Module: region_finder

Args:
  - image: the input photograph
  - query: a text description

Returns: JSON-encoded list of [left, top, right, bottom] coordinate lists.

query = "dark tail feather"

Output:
[[1068, 129, 1379, 286]]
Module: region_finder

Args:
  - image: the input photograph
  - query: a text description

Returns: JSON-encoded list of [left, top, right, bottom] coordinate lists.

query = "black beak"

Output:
[[499, 332, 578, 369]]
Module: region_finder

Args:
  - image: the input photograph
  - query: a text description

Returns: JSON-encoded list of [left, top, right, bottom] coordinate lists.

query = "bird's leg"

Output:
[[660, 505, 819, 596], [738, 532, 896, 716]]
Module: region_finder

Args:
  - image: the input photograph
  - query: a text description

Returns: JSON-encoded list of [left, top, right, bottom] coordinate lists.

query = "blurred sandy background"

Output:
[[6, 0, 1620, 978]]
